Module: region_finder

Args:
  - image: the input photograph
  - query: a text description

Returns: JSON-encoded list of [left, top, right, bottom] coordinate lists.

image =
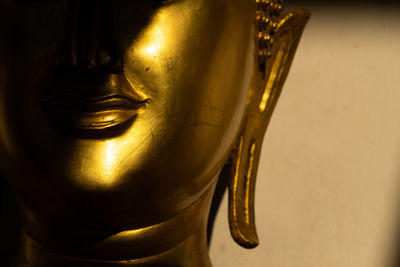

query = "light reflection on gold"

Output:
[[142, 27, 165, 57], [259, 47, 284, 112], [259, 24, 291, 113], [103, 140, 117, 183]]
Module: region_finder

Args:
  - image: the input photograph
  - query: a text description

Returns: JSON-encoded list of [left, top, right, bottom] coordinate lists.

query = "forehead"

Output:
[[0, 0, 253, 18], [0, 0, 255, 34], [0, 0, 255, 60], [0, 0, 249, 6], [0, 0, 255, 59]]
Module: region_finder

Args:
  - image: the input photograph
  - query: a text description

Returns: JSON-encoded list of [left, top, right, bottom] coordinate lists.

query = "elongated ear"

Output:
[[226, 8, 310, 248]]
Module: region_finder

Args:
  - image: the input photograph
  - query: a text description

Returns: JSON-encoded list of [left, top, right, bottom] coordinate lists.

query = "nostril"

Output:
[[99, 50, 112, 66], [55, 0, 122, 74]]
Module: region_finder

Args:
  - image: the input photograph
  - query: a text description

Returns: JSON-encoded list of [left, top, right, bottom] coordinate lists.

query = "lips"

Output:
[[41, 94, 149, 137]]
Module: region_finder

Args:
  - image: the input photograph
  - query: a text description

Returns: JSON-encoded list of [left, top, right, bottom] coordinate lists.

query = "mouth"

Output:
[[41, 94, 149, 138]]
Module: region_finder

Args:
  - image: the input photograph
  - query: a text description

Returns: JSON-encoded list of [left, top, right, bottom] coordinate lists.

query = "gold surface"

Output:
[[0, 0, 308, 266]]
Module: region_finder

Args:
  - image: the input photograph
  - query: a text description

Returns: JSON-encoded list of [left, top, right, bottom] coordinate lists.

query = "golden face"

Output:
[[0, 0, 256, 228]]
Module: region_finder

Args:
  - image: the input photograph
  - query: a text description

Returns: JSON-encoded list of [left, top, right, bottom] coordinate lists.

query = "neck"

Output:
[[15, 184, 216, 267]]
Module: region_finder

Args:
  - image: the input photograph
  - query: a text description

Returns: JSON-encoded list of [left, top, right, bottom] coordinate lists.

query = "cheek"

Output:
[[121, 0, 254, 166], [122, 1, 224, 94], [123, 0, 236, 123]]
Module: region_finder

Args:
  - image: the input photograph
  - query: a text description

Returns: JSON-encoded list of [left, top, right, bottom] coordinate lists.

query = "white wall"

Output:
[[210, 6, 400, 267]]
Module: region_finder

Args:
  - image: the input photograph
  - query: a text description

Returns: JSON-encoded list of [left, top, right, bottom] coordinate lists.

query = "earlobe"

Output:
[[226, 7, 310, 249]]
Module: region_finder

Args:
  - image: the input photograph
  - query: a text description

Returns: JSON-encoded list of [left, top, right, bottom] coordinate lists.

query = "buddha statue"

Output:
[[0, 0, 309, 266]]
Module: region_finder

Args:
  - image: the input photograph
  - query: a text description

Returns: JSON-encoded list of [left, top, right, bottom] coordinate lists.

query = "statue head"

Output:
[[0, 0, 309, 263]]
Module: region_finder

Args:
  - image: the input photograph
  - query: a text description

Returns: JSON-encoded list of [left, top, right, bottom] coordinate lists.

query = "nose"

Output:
[[56, 0, 121, 73]]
